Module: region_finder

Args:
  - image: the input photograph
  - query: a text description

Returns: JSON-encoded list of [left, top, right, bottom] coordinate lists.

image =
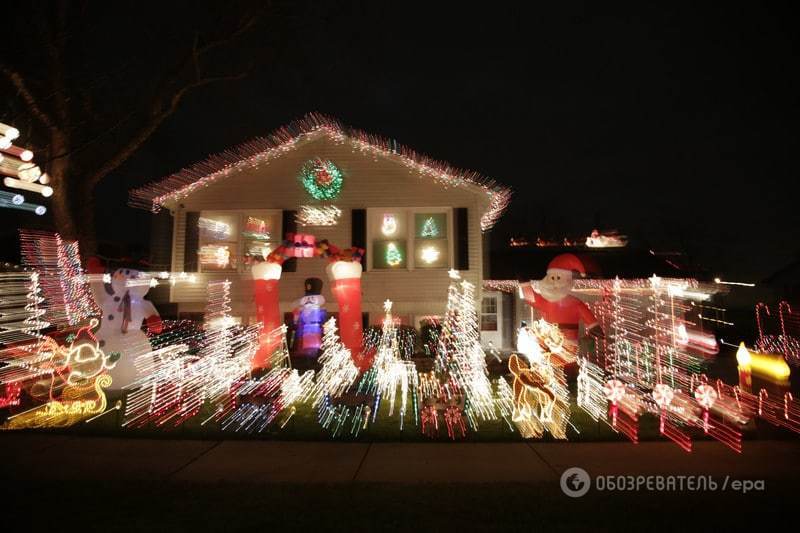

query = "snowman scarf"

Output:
[[117, 291, 132, 334]]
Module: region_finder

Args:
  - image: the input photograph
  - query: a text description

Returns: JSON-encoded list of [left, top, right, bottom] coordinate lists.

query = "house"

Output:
[[130, 113, 512, 344]]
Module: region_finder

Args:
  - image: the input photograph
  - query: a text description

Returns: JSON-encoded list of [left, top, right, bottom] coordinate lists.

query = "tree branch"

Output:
[[81, 70, 248, 191], [80, 12, 260, 192], [1, 66, 59, 131]]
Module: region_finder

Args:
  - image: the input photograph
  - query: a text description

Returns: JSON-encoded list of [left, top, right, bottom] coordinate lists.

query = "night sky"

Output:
[[3, 2, 798, 282]]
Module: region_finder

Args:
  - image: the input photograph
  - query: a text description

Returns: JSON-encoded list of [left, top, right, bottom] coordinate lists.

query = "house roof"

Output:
[[129, 113, 512, 231]]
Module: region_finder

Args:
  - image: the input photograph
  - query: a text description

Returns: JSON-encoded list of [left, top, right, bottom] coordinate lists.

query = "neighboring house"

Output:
[[130, 113, 511, 340]]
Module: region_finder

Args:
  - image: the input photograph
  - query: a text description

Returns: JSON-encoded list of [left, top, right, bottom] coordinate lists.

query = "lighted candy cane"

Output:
[[694, 380, 718, 432], [652, 383, 674, 434], [778, 301, 793, 359], [755, 302, 770, 347], [603, 379, 626, 426], [786, 392, 794, 421], [758, 389, 768, 417]]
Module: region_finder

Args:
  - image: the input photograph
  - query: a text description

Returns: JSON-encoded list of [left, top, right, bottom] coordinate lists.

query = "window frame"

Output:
[[480, 295, 498, 331], [366, 207, 454, 272], [197, 209, 283, 274]]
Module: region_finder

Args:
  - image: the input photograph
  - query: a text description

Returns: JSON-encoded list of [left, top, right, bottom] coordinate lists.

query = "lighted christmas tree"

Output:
[[358, 300, 417, 428], [385, 242, 402, 266], [434, 270, 496, 429], [310, 317, 360, 406], [420, 217, 439, 238]]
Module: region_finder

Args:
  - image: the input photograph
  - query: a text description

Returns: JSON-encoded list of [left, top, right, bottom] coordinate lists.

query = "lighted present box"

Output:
[[286, 233, 316, 258]]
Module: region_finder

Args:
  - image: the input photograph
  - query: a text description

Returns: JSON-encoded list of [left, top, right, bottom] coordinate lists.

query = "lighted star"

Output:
[[420, 246, 440, 264], [102, 273, 111, 283], [383, 299, 393, 313], [448, 269, 461, 280]]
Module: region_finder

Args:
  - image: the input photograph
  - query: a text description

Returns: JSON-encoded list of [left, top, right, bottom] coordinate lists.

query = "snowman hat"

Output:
[[546, 253, 586, 277]]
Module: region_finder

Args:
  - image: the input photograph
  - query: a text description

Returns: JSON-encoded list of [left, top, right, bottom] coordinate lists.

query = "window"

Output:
[[368, 208, 451, 270], [197, 210, 281, 273], [414, 213, 448, 269], [370, 210, 408, 270], [481, 296, 498, 331]]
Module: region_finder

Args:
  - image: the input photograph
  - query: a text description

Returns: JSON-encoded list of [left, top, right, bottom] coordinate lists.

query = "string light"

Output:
[[420, 245, 440, 264], [299, 158, 344, 200], [198, 217, 232, 239], [2, 320, 115, 430], [19, 230, 98, 327], [420, 217, 439, 238], [385, 242, 402, 266], [308, 317, 359, 406], [296, 205, 342, 226], [129, 113, 511, 231], [199, 244, 232, 268], [381, 213, 397, 236], [0, 190, 46, 215]]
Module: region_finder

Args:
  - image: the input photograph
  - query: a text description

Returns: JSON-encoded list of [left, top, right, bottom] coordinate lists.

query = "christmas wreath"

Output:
[[299, 158, 344, 200]]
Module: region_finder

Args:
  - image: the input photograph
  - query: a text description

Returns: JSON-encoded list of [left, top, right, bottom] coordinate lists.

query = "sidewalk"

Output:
[[3, 432, 799, 483]]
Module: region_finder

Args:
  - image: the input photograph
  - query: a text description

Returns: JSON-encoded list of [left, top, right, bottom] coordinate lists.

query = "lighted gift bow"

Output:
[[444, 405, 466, 440], [652, 383, 675, 433], [421, 405, 439, 437], [603, 379, 627, 426], [652, 383, 675, 409], [694, 381, 718, 432]]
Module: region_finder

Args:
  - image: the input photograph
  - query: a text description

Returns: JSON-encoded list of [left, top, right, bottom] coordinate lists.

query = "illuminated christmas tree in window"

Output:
[[386, 242, 403, 266], [420, 217, 439, 238]]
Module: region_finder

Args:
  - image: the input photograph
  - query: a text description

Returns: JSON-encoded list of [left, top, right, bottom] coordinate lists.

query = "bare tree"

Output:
[[1, 2, 269, 253]]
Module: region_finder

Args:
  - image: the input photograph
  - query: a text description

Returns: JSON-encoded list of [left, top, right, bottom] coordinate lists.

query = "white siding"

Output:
[[167, 134, 489, 323]]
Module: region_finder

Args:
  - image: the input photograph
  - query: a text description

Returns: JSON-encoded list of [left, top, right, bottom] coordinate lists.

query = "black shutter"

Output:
[[351, 208, 367, 270], [184, 211, 200, 272], [282, 210, 297, 272], [454, 207, 469, 270]]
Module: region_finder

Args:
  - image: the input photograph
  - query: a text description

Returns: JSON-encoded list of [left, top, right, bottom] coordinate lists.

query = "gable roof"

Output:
[[129, 113, 512, 231]]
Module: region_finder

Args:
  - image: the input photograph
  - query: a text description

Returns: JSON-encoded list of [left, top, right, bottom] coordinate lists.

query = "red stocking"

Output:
[[326, 261, 367, 368], [251, 262, 283, 370]]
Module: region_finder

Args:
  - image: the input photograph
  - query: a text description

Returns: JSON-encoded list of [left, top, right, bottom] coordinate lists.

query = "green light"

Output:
[[299, 158, 344, 200], [420, 217, 439, 237], [386, 242, 403, 266]]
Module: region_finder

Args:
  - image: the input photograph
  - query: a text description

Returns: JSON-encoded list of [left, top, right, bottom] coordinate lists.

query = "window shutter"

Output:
[[454, 207, 469, 271], [184, 211, 200, 272], [351, 208, 367, 270], [282, 210, 298, 272]]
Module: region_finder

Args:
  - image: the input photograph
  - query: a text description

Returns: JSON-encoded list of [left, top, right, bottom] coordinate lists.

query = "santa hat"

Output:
[[547, 253, 586, 277]]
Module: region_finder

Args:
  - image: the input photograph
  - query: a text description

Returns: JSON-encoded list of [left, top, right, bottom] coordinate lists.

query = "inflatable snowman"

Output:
[[89, 267, 162, 390]]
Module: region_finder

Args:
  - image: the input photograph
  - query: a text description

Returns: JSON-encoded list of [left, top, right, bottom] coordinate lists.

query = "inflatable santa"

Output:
[[519, 253, 602, 342]]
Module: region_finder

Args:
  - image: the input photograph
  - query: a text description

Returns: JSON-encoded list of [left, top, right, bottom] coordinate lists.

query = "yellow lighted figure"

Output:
[[3, 319, 116, 430], [507, 323, 570, 439], [736, 341, 790, 382]]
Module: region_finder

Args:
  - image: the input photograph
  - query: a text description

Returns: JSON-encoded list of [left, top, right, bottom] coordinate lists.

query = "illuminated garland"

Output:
[[296, 205, 342, 226], [299, 158, 343, 200], [129, 113, 512, 231]]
